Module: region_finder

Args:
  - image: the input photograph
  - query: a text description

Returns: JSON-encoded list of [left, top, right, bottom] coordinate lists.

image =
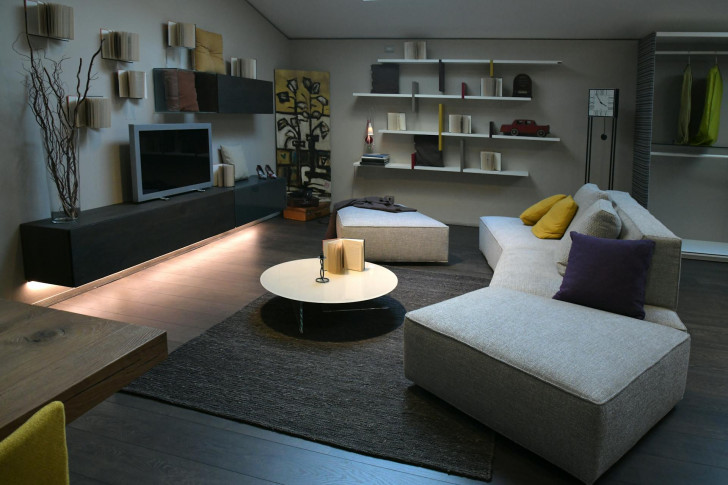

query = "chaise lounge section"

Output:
[[403, 184, 691, 483]]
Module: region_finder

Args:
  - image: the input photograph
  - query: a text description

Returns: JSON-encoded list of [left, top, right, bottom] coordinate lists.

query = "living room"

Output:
[[1, 0, 727, 484]]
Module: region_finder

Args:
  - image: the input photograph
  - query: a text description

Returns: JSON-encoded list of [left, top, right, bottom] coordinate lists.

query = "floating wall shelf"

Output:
[[376, 59, 562, 65]]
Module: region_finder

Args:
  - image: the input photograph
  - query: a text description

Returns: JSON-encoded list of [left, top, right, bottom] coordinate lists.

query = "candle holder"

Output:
[[316, 252, 329, 283]]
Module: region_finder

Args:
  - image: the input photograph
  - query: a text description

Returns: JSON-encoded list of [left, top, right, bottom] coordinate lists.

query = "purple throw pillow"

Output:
[[553, 232, 656, 319]]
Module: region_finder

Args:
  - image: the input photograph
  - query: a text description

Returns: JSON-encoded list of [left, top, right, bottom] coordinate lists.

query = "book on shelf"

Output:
[[403, 40, 427, 60], [322, 238, 365, 274], [26, 1, 74, 40], [167, 21, 195, 48], [448, 114, 472, 134], [387, 112, 406, 131], [461, 82, 467, 99], [67, 96, 110, 129], [117, 70, 146, 99], [480, 77, 503, 97], [230, 58, 257, 79], [480, 151, 502, 171], [360, 153, 390, 165], [101, 30, 140, 62]]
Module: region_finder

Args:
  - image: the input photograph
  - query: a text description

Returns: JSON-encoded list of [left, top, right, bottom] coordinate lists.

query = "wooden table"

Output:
[[0, 299, 167, 440]]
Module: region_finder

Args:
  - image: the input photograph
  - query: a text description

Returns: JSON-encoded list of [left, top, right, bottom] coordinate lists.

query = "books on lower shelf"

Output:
[[404, 41, 427, 60], [480, 151, 502, 171], [230, 58, 257, 79], [167, 21, 195, 48], [481, 77, 503, 97], [448, 114, 472, 134], [360, 153, 390, 166], [117, 70, 146, 99], [387, 113, 406, 131], [323, 238, 365, 274], [26, 1, 74, 40], [101, 29, 140, 62]]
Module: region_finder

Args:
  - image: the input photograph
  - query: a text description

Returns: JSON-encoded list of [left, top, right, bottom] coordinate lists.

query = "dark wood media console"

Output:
[[20, 177, 286, 287]]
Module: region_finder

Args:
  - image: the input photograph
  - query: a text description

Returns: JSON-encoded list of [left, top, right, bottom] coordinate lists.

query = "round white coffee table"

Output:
[[260, 258, 398, 333]]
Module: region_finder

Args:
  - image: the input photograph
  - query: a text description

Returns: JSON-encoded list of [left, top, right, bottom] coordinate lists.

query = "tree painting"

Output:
[[274, 69, 331, 199]]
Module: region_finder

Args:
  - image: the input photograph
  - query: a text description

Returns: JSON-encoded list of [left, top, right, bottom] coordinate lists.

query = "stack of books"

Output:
[[360, 153, 390, 166]]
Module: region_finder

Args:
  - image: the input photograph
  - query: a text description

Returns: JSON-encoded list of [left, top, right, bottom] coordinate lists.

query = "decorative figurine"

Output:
[[316, 252, 329, 283]]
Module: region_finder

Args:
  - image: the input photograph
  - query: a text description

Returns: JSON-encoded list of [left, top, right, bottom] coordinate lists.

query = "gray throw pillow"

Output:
[[573, 183, 609, 210], [556, 199, 622, 275]]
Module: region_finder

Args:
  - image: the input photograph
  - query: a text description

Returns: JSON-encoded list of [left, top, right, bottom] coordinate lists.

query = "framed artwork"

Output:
[[274, 69, 331, 200]]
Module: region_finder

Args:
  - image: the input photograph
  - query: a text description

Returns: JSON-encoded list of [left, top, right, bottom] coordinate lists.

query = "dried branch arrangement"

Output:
[[19, 5, 102, 221]]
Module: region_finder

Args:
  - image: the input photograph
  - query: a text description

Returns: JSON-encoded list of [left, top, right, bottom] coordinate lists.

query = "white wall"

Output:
[[0, 0, 289, 302], [288, 39, 637, 225]]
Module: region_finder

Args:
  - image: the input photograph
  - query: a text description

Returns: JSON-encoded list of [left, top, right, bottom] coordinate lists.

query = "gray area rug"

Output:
[[125, 266, 495, 481]]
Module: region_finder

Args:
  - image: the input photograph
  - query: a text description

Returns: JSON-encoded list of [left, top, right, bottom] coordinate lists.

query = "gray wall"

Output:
[[289, 39, 637, 226], [1, 5, 640, 302], [1, 0, 289, 302]]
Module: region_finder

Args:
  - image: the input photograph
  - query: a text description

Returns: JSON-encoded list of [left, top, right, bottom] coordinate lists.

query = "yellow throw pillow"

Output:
[[532, 195, 578, 239], [520, 194, 567, 225], [195, 28, 225, 74]]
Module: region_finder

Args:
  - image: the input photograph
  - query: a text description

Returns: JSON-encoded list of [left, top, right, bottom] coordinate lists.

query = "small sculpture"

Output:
[[316, 252, 329, 283]]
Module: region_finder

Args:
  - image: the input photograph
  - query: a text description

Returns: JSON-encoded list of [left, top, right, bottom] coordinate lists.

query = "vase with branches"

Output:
[[17, 5, 102, 222]]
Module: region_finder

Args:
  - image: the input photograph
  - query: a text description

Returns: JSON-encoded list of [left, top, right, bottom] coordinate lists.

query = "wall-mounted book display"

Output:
[[117, 70, 147, 99], [66, 96, 111, 128], [24, 0, 74, 40], [230, 58, 256, 79], [167, 21, 195, 48], [404, 41, 427, 60], [100, 29, 140, 62]]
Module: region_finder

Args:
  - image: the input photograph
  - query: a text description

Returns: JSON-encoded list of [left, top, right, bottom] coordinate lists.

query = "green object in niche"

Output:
[[691, 64, 723, 146], [676, 63, 691, 145]]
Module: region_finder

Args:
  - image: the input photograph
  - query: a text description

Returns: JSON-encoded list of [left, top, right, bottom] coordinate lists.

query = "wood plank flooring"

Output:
[[52, 216, 728, 484]]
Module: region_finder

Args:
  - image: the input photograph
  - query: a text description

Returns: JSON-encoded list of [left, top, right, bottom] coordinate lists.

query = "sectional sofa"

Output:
[[403, 184, 691, 483]]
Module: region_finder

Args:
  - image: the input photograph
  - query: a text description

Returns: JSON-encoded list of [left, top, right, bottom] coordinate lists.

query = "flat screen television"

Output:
[[129, 123, 213, 202]]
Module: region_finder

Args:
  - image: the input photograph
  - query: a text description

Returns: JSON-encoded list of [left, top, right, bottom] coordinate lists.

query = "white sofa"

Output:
[[403, 184, 691, 483]]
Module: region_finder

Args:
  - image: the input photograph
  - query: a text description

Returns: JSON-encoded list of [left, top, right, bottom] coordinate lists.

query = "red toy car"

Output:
[[499, 119, 550, 137]]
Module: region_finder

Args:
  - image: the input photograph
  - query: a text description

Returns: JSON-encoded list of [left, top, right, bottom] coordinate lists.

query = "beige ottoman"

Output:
[[336, 206, 449, 262]]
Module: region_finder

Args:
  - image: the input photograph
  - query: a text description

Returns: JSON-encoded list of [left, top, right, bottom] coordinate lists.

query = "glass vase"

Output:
[[47, 168, 80, 224]]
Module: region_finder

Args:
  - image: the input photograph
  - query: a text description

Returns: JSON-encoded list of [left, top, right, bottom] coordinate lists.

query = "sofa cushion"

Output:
[[554, 232, 656, 319], [556, 199, 622, 275], [532, 195, 577, 239], [519, 194, 566, 226], [490, 247, 563, 298], [573, 182, 609, 210], [219, 144, 250, 180]]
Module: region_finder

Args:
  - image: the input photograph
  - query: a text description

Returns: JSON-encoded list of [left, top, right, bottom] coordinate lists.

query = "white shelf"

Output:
[[413, 165, 460, 172], [376, 58, 562, 65], [681, 239, 728, 262], [379, 130, 490, 139], [353, 161, 411, 170], [492, 134, 561, 142], [462, 168, 529, 177], [353, 93, 530, 101]]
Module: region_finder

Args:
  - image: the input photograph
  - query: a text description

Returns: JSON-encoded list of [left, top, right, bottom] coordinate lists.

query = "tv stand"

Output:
[[20, 178, 286, 286]]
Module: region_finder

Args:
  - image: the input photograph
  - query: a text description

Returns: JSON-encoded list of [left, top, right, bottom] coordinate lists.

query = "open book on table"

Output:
[[322, 238, 365, 274]]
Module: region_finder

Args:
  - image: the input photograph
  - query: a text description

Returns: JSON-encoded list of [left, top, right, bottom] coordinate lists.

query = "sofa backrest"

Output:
[[608, 191, 682, 311]]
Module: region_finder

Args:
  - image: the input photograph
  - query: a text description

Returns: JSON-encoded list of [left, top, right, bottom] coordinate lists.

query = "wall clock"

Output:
[[588, 89, 619, 117]]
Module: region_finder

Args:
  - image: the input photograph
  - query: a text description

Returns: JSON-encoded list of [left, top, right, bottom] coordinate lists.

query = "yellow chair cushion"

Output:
[[520, 194, 567, 225], [532, 195, 578, 239], [0, 401, 69, 485], [195, 28, 225, 74]]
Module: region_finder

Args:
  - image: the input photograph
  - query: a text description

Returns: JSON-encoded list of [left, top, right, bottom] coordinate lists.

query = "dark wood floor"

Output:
[[55, 216, 728, 484]]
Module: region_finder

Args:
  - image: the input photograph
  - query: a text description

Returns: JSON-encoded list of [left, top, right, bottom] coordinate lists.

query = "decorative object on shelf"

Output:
[[676, 61, 692, 145], [100, 29, 139, 62], [255, 165, 266, 179], [512, 74, 532, 97], [117, 70, 146, 99], [690, 63, 723, 147], [404, 40, 426, 60], [275, 69, 331, 200], [230, 57, 256, 78], [414, 135, 443, 167], [19, 4, 103, 222], [480, 77, 503, 97], [219, 144, 250, 180], [387, 112, 406, 130], [167, 21, 195, 48], [585, 88, 619, 188], [438, 103, 443, 149], [25, 1, 74, 40], [480, 151, 502, 171], [371, 64, 399, 94], [448, 114, 472, 134], [360, 153, 390, 166], [66, 96, 111, 128], [316, 252, 329, 283], [499, 119, 550, 137], [194, 27, 224, 74], [365, 119, 374, 152], [438, 59, 444, 93], [155, 68, 199, 112], [265, 165, 277, 178], [221, 164, 235, 187]]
